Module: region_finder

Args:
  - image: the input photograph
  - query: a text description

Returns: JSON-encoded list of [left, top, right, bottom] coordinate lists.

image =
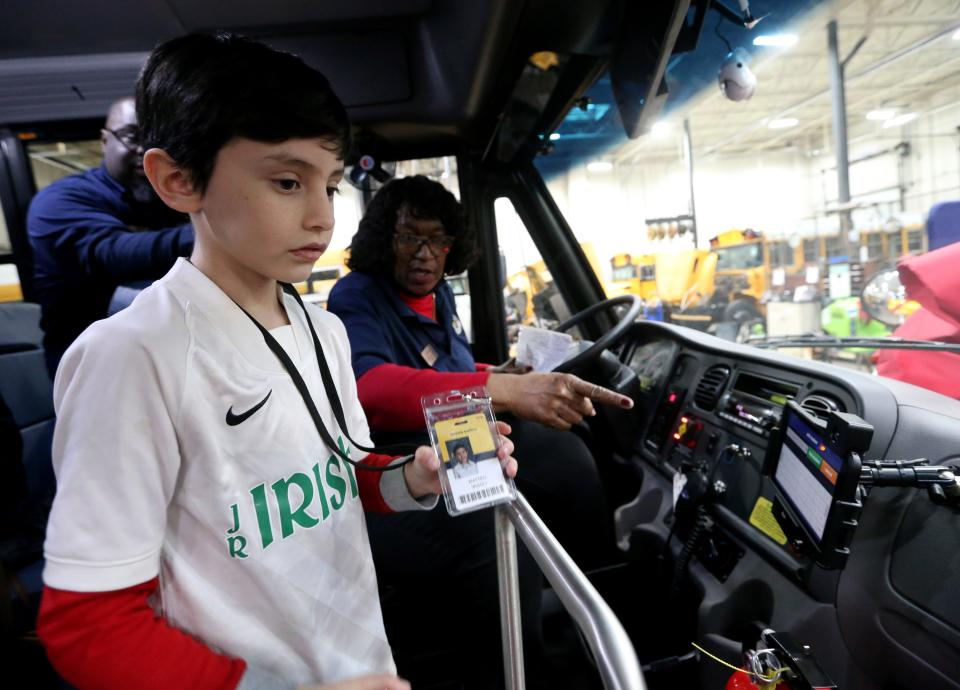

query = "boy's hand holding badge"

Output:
[[423, 386, 518, 514], [403, 421, 516, 499]]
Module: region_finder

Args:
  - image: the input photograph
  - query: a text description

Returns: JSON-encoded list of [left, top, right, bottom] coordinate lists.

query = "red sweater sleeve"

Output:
[[357, 363, 490, 432], [356, 451, 404, 513], [38, 578, 246, 690]]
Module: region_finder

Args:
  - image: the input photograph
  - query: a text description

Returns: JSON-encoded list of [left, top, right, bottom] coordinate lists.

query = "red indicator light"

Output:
[[668, 393, 678, 403]]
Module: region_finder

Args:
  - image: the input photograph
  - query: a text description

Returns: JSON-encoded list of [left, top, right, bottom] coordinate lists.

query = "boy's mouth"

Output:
[[290, 243, 327, 262]]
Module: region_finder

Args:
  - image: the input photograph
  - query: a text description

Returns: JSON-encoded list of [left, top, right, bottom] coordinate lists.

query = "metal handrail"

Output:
[[495, 493, 647, 690]]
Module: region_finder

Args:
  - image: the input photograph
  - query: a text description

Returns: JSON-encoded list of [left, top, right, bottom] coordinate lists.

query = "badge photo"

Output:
[[422, 387, 516, 516]]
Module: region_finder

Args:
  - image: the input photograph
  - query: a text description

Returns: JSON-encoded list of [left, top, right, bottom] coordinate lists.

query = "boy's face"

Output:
[[194, 137, 344, 284]]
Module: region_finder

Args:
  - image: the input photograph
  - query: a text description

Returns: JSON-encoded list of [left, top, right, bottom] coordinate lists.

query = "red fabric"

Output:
[[398, 291, 436, 320], [38, 578, 246, 690], [897, 242, 960, 326], [37, 452, 400, 688], [877, 243, 960, 399], [357, 363, 490, 431], [356, 451, 404, 512]]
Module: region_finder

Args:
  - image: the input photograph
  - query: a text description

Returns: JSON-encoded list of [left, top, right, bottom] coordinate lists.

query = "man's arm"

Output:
[[29, 186, 192, 282]]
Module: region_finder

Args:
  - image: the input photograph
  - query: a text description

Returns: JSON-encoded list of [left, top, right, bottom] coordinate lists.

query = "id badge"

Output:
[[422, 386, 517, 516]]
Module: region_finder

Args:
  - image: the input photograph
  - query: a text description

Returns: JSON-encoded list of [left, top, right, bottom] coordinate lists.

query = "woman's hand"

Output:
[[402, 420, 517, 497], [487, 372, 634, 430], [298, 673, 411, 690]]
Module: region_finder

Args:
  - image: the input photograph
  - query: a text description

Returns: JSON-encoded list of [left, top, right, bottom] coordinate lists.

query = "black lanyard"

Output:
[[238, 283, 415, 472]]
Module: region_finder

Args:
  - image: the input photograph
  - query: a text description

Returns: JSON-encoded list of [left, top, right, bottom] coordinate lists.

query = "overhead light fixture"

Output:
[[953, 28, 960, 40], [753, 34, 798, 47], [586, 161, 614, 173], [651, 121, 671, 137], [866, 109, 896, 121], [768, 117, 799, 129], [883, 112, 918, 128], [548, 132, 561, 141]]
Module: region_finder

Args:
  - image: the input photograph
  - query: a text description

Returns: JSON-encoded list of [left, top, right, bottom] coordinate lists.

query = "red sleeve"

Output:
[[38, 578, 246, 690], [475, 362, 492, 372], [356, 452, 401, 513], [357, 363, 489, 431]]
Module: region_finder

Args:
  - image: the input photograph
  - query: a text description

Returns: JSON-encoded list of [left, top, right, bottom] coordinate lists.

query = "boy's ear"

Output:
[[142, 148, 202, 213]]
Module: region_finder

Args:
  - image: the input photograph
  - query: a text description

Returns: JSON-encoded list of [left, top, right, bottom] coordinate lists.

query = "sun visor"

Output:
[[258, 33, 412, 108]]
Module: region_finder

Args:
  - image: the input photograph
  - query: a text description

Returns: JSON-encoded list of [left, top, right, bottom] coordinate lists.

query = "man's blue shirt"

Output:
[[27, 164, 193, 374], [327, 271, 475, 380]]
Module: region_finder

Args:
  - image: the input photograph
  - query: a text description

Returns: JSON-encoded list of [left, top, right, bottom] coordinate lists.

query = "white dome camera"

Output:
[[718, 47, 757, 101]]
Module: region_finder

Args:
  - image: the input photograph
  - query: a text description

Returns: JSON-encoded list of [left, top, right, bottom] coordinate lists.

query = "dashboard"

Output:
[[610, 321, 960, 690]]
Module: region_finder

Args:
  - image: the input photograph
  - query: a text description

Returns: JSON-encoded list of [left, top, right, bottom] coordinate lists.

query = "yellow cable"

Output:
[[690, 641, 790, 686], [691, 641, 748, 674]]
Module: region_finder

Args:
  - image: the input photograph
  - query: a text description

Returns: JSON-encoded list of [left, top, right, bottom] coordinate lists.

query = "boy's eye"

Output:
[[326, 186, 341, 198], [273, 178, 301, 192]]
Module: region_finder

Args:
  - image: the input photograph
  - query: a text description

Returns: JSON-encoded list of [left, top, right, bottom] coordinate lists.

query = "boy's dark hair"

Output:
[[136, 32, 351, 193], [347, 175, 478, 277]]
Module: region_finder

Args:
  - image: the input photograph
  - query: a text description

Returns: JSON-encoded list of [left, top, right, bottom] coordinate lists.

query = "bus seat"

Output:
[[0, 301, 44, 351], [0, 302, 54, 499], [0, 301, 55, 682], [4, 356, 56, 498]]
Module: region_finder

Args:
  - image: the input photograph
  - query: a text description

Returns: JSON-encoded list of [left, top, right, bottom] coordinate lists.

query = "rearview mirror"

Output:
[[861, 269, 914, 327]]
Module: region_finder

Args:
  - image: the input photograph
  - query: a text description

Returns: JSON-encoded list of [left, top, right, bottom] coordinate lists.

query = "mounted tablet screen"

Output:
[[764, 401, 867, 569], [773, 407, 844, 541]]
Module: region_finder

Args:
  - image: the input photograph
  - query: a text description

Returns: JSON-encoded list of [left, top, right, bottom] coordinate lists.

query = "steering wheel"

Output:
[[552, 295, 643, 373]]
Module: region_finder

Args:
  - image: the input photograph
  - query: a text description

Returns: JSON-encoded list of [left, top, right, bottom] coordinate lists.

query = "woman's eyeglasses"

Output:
[[394, 233, 455, 256]]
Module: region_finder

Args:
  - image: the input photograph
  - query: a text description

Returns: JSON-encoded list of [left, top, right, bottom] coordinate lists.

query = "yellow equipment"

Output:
[[655, 249, 718, 327], [608, 253, 656, 300], [504, 242, 609, 326]]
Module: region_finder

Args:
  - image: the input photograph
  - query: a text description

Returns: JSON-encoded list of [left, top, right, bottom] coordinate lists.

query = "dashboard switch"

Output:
[[706, 432, 720, 455]]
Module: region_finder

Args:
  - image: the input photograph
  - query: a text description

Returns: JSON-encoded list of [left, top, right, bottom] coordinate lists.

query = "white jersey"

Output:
[[43, 258, 427, 683]]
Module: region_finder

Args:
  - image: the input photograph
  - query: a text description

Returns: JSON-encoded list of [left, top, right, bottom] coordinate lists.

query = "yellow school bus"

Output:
[[608, 253, 657, 300]]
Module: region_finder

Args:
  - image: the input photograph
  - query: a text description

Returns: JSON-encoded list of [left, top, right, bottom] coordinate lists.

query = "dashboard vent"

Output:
[[694, 365, 731, 410], [799, 393, 844, 420]]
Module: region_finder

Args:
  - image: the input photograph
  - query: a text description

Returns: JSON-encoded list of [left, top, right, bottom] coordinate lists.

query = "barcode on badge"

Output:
[[457, 484, 505, 506]]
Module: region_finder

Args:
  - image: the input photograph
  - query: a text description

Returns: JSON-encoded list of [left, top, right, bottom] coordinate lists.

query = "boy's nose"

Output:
[[306, 193, 335, 231]]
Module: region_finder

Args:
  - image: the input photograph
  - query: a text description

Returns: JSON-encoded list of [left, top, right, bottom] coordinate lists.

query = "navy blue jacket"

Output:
[[27, 165, 193, 375], [327, 271, 475, 379]]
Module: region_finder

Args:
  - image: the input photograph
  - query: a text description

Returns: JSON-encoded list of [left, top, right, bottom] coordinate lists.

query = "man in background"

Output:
[[27, 97, 193, 376]]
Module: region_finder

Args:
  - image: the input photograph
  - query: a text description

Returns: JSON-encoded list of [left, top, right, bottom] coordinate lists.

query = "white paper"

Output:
[[805, 266, 820, 284], [828, 263, 852, 299], [772, 268, 786, 287], [672, 472, 688, 508], [515, 326, 574, 372]]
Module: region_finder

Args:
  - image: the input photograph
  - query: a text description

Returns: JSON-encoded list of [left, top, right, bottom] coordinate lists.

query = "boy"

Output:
[[37, 33, 517, 690]]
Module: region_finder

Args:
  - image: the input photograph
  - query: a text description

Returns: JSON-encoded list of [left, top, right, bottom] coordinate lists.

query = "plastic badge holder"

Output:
[[422, 386, 517, 516]]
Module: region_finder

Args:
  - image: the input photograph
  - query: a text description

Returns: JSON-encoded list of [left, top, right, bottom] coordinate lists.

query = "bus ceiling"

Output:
[[0, 1, 700, 163]]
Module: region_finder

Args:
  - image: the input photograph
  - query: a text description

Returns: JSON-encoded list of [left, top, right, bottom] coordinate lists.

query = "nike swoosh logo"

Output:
[[225, 390, 272, 426]]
